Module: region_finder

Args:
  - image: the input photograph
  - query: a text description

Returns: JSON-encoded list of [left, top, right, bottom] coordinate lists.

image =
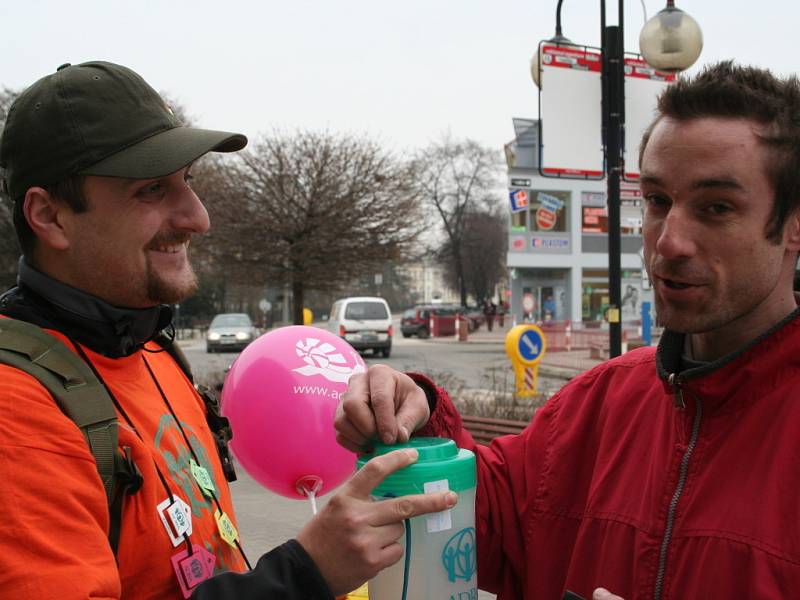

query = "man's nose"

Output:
[[172, 187, 210, 234], [654, 208, 697, 259]]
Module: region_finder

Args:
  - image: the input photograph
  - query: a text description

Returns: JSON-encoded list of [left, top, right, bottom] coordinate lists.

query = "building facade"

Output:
[[396, 260, 461, 306], [505, 118, 653, 325]]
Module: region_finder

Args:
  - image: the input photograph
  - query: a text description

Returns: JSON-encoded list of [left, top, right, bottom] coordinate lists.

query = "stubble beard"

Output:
[[145, 255, 199, 305]]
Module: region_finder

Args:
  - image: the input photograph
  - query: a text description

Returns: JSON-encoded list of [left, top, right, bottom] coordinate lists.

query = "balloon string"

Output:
[[306, 489, 318, 515]]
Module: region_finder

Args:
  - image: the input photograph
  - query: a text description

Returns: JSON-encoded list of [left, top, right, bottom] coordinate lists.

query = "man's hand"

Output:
[[296, 448, 458, 596], [593, 588, 625, 600], [334, 364, 430, 452]]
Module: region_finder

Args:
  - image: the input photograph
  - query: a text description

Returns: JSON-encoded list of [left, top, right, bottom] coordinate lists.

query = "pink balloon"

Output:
[[221, 326, 363, 499]]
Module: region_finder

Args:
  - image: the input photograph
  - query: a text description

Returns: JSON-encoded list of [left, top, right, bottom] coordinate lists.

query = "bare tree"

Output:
[[202, 131, 424, 324], [413, 137, 502, 306], [439, 208, 507, 303], [0, 88, 21, 289]]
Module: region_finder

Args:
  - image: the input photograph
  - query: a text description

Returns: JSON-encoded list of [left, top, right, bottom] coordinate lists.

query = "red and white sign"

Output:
[[536, 208, 557, 230], [623, 56, 677, 82], [542, 45, 602, 73], [522, 293, 535, 314]]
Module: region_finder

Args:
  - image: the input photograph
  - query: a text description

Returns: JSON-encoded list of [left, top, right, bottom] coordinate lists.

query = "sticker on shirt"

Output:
[[157, 495, 193, 547], [424, 479, 453, 533], [171, 543, 216, 599], [190, 459, 216, 497], [215, 509, 239, 548]]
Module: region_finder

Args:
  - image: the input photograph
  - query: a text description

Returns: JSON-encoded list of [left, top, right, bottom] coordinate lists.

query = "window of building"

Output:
[[581, 191, 643, 235], [528, 190, 569, 232], [581, 269, 644, 321], [510, 209, 527, 231]]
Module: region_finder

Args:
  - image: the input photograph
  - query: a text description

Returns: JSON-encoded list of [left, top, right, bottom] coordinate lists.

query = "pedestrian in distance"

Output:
[[0, 61, 456, 599], [482, 297, 497, 332], [542, 294, 557, 321], [335, 61, 800, 599], [497, 299, 509, 328]]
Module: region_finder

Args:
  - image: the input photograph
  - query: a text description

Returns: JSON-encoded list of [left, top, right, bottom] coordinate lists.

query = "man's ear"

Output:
[[785, 210, 800, 252], [22, 187, 72, 251]]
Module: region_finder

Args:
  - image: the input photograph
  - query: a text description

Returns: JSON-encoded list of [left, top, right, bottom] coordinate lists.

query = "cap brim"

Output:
[[79, 126, 247, 179]]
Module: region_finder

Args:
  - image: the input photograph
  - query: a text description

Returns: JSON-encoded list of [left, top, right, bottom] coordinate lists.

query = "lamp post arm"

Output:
[[555, 0, 565, 37]]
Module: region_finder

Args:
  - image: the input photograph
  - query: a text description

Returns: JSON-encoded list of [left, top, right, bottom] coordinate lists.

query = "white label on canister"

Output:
[[424, 479, 453, 533]]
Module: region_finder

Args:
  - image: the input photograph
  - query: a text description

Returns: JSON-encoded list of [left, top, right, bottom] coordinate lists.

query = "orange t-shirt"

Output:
[[0, 330, 246, 599]]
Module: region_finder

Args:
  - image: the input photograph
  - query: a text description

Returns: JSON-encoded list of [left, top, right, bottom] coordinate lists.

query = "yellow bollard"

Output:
[[504, 324, 547, 397], [303, 307, 313, 326]]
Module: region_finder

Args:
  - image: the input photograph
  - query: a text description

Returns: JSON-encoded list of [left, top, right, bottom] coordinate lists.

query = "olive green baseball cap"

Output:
[[0, 61, 247, 200]]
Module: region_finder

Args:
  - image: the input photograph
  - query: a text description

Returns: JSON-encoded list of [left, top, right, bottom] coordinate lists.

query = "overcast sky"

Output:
[[1, 1, 797, 154]]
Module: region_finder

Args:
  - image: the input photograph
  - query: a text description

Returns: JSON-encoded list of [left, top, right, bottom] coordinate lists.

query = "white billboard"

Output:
[[537, 42, 676, 182], [538, 43, 604, 179], [623, 56, 676, 180]]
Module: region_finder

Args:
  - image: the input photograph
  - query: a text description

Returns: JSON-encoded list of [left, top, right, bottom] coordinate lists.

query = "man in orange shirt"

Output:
[[0, 61, 455, 599]]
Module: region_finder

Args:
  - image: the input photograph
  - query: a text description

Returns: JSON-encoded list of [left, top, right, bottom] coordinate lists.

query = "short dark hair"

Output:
[[639, 61, 800, 242], [12, 175, 88, 257]]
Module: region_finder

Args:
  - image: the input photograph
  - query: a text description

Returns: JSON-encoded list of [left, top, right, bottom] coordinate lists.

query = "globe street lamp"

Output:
[[531, 0, 701, 357]]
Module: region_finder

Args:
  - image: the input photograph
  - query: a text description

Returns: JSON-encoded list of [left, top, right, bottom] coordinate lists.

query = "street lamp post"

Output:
[[602, 0, 626, 357], [531, 0, 702, 357]]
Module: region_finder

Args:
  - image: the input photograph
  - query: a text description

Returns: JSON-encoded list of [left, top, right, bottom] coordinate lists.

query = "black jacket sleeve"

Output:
[[192, 539, 335, 599]]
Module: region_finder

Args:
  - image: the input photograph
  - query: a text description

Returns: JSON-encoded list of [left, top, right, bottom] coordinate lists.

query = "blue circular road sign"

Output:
[[518, 329, 544, 363]]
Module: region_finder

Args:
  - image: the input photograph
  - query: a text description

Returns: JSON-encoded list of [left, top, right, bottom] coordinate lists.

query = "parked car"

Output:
[[328, 296, 393, 357], [401, 304, 460, 338], [206, 313, 259, 353]]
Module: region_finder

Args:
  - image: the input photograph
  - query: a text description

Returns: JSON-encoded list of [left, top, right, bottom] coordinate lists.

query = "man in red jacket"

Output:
[[336, 61, 800, 600]]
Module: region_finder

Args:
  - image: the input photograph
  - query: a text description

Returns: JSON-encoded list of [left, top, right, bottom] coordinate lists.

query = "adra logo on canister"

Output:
[[442, 527, 477, 582]]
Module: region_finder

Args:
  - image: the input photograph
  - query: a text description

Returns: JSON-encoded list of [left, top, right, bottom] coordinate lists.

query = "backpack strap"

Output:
[[0, 317, 118, 499], [0, 317, 142, 554]]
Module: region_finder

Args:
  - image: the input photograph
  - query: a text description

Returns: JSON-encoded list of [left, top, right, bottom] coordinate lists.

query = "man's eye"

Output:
[[137, 182, 163, 196], [644, 194, 669, 208], [707, 203, 732, 215]]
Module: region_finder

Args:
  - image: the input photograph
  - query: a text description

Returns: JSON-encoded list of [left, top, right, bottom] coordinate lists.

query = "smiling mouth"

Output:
[[150, 242, 188, 254], [661, 278, 696, 290]]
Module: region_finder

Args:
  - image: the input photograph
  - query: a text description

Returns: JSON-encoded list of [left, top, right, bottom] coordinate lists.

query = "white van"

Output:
[[328, 296, 393, 357]]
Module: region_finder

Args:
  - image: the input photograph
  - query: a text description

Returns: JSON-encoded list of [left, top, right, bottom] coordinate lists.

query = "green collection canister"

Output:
[[357, 437, 477, 600]]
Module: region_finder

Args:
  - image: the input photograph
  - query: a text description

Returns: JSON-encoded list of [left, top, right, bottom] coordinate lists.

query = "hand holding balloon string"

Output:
[[296, 448, 458, 597]]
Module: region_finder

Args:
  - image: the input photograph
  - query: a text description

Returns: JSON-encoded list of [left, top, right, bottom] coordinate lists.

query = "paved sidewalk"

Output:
[[427, 319, 617, 380]]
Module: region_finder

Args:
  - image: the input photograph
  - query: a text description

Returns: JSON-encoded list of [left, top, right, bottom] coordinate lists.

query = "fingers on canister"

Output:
[[366, 365, 401, 444], [340, 372, 380, 442], [347, 448, 418, 497], [370, 490, 459, 527], [394, 382, 429, 442], [334, 404, 370, 452]]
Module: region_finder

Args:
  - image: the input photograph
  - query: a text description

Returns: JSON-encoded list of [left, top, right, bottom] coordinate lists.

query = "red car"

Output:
[[401, 305, 460, 338]]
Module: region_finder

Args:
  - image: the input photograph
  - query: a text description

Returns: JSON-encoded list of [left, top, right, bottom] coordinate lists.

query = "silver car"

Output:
[[206, 313, 258, 353]]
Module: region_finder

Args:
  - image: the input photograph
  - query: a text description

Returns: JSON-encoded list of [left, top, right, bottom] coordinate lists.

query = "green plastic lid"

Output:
[[357, 437, 476, 496]]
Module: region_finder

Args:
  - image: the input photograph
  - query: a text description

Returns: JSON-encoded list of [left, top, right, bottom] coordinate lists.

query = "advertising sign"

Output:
[[531, 237, 570, 250], [623, 56, 676, 180], [510, 236, 526, 251], [538, 41, 677, 182], [538, 43, 604, 179], [535, 192, 564, 231], [509, 189, 530, 212]]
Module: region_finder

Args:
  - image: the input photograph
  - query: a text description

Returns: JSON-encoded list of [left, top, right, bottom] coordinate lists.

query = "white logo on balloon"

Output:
[[293, 337, 365, 383]]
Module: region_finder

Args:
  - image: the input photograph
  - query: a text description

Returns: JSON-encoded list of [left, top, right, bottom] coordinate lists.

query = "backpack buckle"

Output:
[[116, 446, 143, 495]]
